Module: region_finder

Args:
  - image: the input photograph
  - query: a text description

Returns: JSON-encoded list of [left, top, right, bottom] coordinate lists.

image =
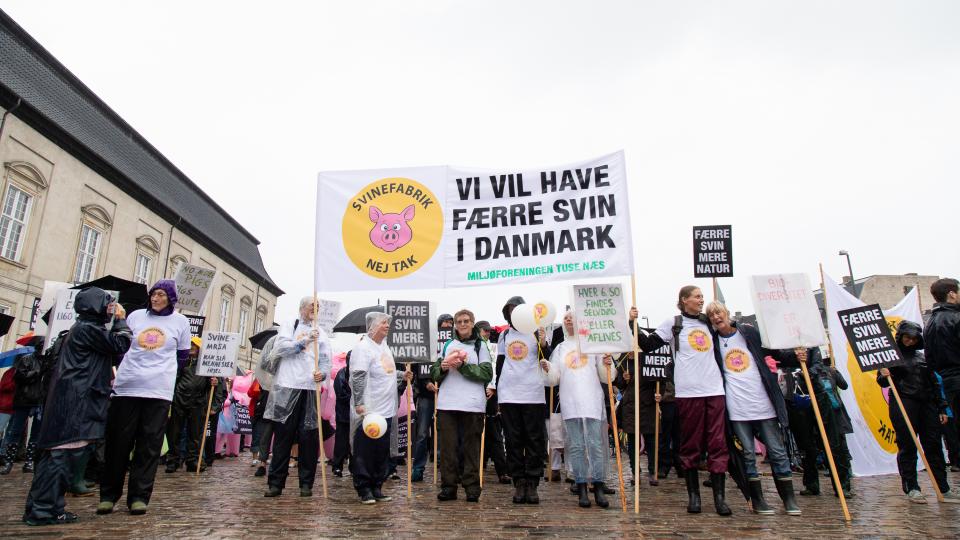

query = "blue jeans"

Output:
[[412, 396, 434, 473], [564, 417, 605, 483], [1, 406, 41, 448], [731, 418, 791, 478]]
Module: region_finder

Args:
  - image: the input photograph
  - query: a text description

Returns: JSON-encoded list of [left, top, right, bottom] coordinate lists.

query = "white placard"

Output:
[[572, 283, 632, 354], [44, 288, 118, 350], [174, 263, 216, 313], [316, 299, 342, 334], [750, 273, 826, 349], [196, 331, 241, 377]]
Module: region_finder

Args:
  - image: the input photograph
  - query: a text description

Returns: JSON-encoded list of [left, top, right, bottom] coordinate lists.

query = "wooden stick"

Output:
[[312, 294, 328, 498], [405, 364, 413, 498], [712, 277, 718, 301], [606, 362, 627, 512], [479, 415, 486, 488], [433, 385, 438, 485], [630, 274, 641, 514], [819, 264, 837, 362], [196, 385, 215, 476], [654, 381, 661, 481], [887, 376, 944, 502]]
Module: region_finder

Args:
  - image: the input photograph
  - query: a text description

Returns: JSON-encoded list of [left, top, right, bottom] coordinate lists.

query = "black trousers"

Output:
[[166, 405, 205, 467], [438, 410, 484, 495], [101, 397, 170, 506], [203, 412, 220, 465], [25, 445, 90, 520], [499, 403, 546, 481], [944, 418, 960, 467], [332, 418, 351, 470], [640, 401, 677, 475], [257, 419, 275, 462], [890, 396, 949, 493], [267, 391, 319, 491], [483, 414, 508, 476], [351, 417, 394, 493], [787, 396, 851, 492]]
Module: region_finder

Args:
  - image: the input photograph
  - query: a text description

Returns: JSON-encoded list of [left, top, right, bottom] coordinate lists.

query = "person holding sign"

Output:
[[165, 337, 223, 474], [495, 296, 552, 505], [705, 302, 801, 516], [262, 297, 332, 498], [99, 280, 191, 516], [23, 288, 132, 526], [878, 321, 960, 503], [431, 309, 493, 502], [349, 312, 413, 504], [630, 286, 731, 516], [544, 311, 616, 509]]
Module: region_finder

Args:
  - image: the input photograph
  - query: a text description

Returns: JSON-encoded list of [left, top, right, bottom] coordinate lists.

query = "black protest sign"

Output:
[[639, 328, 673, 380], [397, 415, 409, 458], [417, 362, 432, 380], [234, 404, 252, 434], [436, 328, 453, 356], [693, 225, 733, 278], [837, 304, 903, 372], [185, 315, 206, 339], [386, 300, 431, 363]]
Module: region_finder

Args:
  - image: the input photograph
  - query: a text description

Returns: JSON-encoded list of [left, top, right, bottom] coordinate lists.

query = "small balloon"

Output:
[[532, 300, 557, 325], [511, 303, 539, 334]]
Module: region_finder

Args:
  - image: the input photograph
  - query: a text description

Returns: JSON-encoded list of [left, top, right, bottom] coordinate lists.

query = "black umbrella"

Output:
[[248, 326, 279, 350], [333, 305, 385, 334], [71, 275, 150, 312], [0, 313, 13, 337]]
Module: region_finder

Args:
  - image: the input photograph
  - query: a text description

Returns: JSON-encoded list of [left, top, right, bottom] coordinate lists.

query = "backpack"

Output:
[[259, 320, 298, 375]]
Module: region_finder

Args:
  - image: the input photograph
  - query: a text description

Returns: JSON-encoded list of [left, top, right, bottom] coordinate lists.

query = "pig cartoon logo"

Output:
[[687, 329, 711, 352], [369, 205, 415, 253], [724, 349, 749, 372]]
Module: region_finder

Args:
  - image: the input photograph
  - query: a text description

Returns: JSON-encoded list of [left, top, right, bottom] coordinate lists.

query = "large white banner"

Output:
[[315, 151, 634, 291], [824, 273, 923, 477]]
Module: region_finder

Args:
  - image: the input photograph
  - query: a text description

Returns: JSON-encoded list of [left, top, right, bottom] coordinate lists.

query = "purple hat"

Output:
[[148, 279, 178, 316]]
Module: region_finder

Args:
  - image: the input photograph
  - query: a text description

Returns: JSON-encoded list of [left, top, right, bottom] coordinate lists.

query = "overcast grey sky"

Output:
[[3, 1, 958, 327]]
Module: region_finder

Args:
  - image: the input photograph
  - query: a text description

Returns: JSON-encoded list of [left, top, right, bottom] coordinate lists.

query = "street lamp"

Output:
[[641, 316, 650, 328], [838, 250, 854, 284]]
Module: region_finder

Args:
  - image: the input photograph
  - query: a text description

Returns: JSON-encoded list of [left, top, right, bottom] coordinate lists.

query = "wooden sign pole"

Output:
[[405, 364, 413, 498], [630, 275, 641, 513], [196, 385, 215, 476], [479, 416, 486, 489], [654, 381, 661, 481], [606, 361, 627, 512], [313, 294, 329, 498]]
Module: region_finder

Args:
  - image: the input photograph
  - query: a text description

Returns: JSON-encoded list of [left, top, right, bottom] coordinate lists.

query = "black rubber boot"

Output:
[[525, 478, 540, 504], [685, 469, 701, 513], [711, 473, 732, 516], [577, 483, 591, 508], [748, 478, 773, 515], [512, 478, 526, 504], [774, 477, 802, 516], [593, 482, 609, 508], [22, 442, 36, 473], [0, 442, 17, 475], [69, 450, 93, 497]]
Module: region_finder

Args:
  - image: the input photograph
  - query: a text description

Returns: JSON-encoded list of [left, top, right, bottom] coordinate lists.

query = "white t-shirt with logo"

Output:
[[717, 330, 776, 421], [437, 338, 490, 413], [496, 327, 546, 405], [350, 336, 398, 418], [113, 309, 192, 401], [547, 340, 614, 421], [654, 315, 724, 398]]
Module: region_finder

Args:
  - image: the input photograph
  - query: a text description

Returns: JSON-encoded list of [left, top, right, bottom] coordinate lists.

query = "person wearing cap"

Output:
[[878, 320, 960, 503], [164, 336, 225, 474], [99, 280, 192, 516], [495, 296, 552, 504], [349, 311, 413, 504], [23, 287, 132, 526], [262, 296, 332, 498]]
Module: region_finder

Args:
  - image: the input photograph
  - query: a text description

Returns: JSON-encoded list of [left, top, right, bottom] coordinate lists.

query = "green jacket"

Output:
[[431, 329, 493, 385]]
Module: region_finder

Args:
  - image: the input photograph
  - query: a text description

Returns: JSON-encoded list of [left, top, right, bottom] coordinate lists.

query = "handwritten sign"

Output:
[[750, 273, 826, 349], [316, 299, 341, 334], [572, 283, 632, 354], [386, 300, 434, 363], [44, 288, 118, 350], [838, 304, 903, 372], [196, 331, 241, 377], [174, 263, 216, 313]]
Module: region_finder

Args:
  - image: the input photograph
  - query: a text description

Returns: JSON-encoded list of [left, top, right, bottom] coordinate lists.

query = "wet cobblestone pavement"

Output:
[[1, 456, 959, 538]]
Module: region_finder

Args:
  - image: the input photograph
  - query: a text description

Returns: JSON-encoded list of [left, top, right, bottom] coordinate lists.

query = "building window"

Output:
[[254, 310, 265, 335], [134, 253, 152, 284], [219, 295, 232, 332], [239, 308, 249, 345], [0, 185, 32, 262], [73, 224, 102, 283], [168, 255, 187, 279]]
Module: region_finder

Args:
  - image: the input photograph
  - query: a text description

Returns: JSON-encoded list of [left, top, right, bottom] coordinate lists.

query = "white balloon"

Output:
[[511, 303, 539, 334], [362, 414, 388, 439], [531, 300, 557, 326]]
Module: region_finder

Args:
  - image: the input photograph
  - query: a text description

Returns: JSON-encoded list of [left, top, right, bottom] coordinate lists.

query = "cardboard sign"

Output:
[[693, 225, 733, 278], [750, 273, 826, 349], [639, 329, 673, 381], [196, 331, 241, 377], [572, 283, 632, 354], [44, 288, 118, 350], [316, 299, 341, 334], [436, 328, 453, 356], [837, 304, 903, 372], [174, 263, 216, 313], [386, 300, 435, 363], [185, 315, 206, 339]]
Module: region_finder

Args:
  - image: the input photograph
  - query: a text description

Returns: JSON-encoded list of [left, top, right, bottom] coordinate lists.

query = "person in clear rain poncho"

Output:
[[262, 296, 332, 498]]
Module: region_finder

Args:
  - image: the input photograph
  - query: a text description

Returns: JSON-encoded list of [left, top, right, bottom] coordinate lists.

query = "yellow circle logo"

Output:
[[137, 327, 166, 351], [507, 341, 529, 361], [846, 316, 901, 454], [724, 349, 750, 373], [379, 353, 396, 374], [564, 350, 588, 370], [365, 423, 381, 438], [687, 329, 711, 352], [342, 177, 443, 279]]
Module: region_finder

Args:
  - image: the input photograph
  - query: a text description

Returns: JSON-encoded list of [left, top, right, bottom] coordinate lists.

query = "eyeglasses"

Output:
[[455, 319, 472, 325]]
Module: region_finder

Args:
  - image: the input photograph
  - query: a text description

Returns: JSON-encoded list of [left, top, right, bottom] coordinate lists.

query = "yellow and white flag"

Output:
[[823, 273, 922, 477]]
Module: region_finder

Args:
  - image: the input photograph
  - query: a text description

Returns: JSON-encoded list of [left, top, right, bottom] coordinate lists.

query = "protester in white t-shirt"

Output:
[[544, 311, 615, 509], [99, 280, 191, 516], [431, 309, 492, 502], [706, 302, 800, 516], [262, 296, 332, 498], [630, 286, 731, 516]]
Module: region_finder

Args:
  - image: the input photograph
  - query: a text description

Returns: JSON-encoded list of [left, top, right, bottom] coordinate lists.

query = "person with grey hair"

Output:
[[262, 296, 332, 498], [349, 311, 413, 504]]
